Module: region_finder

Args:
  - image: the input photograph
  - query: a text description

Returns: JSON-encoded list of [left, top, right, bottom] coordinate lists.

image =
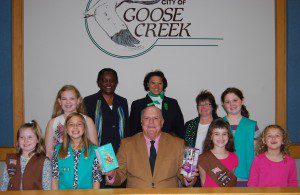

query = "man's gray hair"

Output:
[[141, 106, 163, 119]]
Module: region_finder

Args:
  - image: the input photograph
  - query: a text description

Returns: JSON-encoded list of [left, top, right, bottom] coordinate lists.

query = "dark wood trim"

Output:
[[0, 147, 15, 161], [12, 0, 24, 142], [290, 144, 300, 159], [275, 0, 286, 128]]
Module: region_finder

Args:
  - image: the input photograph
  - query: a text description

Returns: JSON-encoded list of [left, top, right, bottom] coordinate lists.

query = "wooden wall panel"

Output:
[[275, 0, 286, 128]]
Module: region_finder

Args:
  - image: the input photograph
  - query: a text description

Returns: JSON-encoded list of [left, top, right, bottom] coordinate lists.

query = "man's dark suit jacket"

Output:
[[129, 95, 184, 138]]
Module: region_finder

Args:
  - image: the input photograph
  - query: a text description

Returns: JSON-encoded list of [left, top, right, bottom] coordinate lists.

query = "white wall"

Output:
[[24, 0, 275, 133]]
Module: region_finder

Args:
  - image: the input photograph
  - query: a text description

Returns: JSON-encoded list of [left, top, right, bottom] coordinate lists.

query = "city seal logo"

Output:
[[84, 0, 192, 59]]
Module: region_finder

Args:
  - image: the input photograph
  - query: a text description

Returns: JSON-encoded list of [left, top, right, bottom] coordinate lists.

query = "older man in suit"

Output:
[[105, 106, 196, 188]]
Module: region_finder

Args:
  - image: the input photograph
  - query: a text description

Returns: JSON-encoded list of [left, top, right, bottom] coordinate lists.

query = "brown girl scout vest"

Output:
[[6, 153, 46, 190]]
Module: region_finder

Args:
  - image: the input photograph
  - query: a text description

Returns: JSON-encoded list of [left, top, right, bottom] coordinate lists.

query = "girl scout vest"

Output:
[[6, 153, 46, 190], [223, 116, 256, 179], [55, 144, 97, 189]]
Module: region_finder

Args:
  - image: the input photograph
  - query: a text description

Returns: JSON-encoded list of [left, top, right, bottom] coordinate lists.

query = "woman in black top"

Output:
[[129, 70, 184, 138]]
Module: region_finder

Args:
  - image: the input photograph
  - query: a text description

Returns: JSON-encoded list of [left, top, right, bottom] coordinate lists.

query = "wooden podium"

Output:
[[1, 187, 299, 195]]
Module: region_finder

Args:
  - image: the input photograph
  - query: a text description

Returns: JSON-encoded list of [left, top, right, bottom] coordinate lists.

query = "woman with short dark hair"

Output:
[[184, 90, 219, 153], [129, 70, 184, 138], [184, 90, 219, 187]]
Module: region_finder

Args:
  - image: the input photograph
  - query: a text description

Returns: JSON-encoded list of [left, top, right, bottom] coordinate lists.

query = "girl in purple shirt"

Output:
[[248, 125, 298, 187]]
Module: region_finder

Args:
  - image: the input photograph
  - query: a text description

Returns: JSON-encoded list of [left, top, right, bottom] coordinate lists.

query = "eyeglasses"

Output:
[[197, 103, 211, 107]]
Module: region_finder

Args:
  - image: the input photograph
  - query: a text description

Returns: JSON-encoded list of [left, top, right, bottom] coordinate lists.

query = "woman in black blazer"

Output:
[[129, 70, 184, 138]]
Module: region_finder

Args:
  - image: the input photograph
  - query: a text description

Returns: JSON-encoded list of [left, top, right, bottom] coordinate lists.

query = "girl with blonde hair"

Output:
[[248, 125, 298, 187], [45, 85, 98, 158], [51, 113, 101, 190], [1, 120, 51, 190]]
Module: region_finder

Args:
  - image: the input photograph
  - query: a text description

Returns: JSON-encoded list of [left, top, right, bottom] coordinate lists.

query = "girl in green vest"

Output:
[[51, 113, 102, 190], [221, 87, 259, 187]]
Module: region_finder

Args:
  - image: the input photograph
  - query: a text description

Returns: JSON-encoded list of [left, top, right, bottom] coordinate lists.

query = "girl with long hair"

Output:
[[221, 87, 259, 186], [1, 121, 51, 190], [51, 113, 101, 190], [45, 85, 98, 158], [198, 119, 238, 187]]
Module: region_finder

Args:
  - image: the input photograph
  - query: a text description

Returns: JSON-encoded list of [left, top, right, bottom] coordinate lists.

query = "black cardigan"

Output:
[[129, 95, 185, 138]]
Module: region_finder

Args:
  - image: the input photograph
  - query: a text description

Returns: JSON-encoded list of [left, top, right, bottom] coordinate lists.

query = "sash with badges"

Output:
[[198, 151, 237, 187]]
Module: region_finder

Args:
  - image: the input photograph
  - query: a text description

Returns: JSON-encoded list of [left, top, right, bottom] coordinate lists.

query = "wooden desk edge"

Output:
[[0, 187, 299, 195]]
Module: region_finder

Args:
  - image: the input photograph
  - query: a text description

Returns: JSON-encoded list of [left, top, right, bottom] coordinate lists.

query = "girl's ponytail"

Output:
[[241, 105, 250, 118]]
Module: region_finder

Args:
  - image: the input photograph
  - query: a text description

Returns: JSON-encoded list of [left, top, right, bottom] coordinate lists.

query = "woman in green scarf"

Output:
[[129, 70, 184, 138]]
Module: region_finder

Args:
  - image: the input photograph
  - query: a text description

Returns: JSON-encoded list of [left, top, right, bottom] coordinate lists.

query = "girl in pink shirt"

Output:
[[198, 119, 238, 187], [248, 125, 298, 187]]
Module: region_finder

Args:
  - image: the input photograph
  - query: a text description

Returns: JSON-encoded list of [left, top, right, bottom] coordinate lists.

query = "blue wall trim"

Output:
[[0, 0, 13, 146], [287, 0, 300, 143]]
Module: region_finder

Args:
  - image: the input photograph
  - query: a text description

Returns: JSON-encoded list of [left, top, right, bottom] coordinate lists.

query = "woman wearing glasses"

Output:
[[184, 90, 220, 153], [184, 90, 220, 187]]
